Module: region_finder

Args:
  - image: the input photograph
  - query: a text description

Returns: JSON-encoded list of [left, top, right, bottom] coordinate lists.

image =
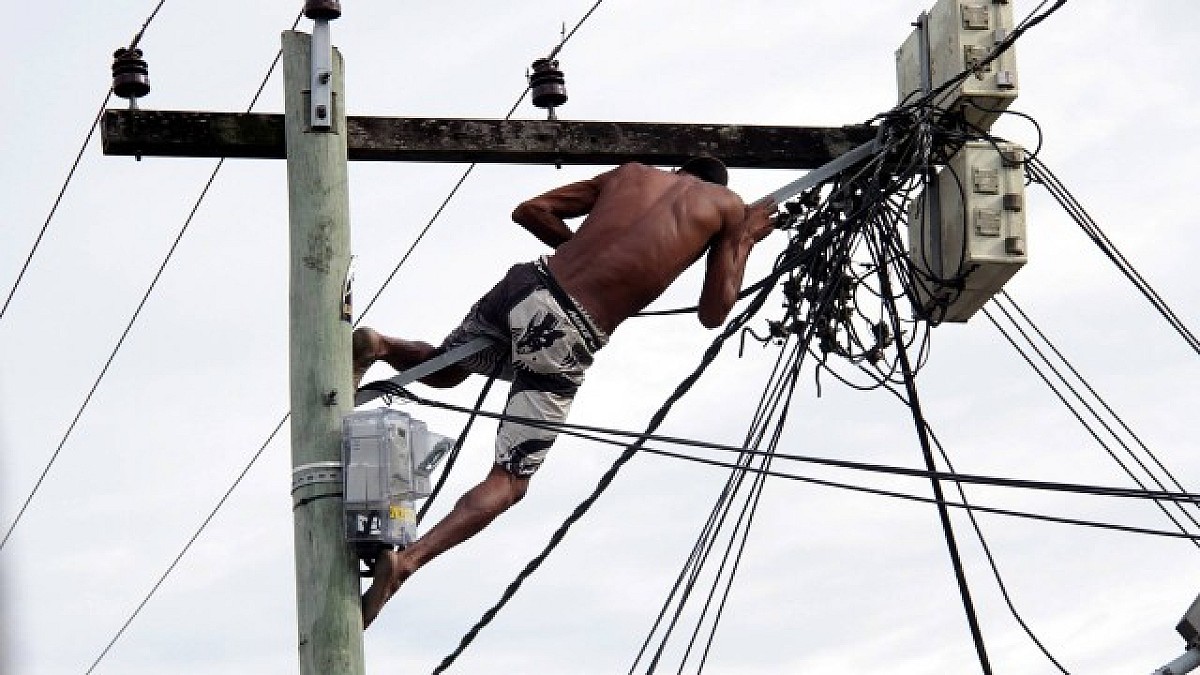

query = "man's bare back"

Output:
[[512, 161, 776, 333]]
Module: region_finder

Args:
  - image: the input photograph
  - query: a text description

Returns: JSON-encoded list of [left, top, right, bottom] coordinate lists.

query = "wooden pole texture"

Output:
[[282, 29, 365, 675]]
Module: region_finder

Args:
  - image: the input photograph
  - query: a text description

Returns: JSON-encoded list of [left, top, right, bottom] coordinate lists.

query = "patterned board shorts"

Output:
[[440, 258, 608, 477]]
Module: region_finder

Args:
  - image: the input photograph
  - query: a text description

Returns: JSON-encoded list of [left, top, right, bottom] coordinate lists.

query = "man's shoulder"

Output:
[[612, 161, 662, 176]]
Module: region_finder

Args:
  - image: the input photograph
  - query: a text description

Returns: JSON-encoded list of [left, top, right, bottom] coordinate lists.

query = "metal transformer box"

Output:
[[896, 0, 1019, 131], [341, 408, 455, 548], [908, 140, 1027, 322]]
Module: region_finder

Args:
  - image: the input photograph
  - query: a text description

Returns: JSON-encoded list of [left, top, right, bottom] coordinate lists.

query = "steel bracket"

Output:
[[310, 20, 334, 130]]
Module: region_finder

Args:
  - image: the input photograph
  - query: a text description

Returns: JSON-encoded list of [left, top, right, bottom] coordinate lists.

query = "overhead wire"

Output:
[[127, 0, 168, 50], [873, 199, 994, 674], [999, 154, 1200, 539], [929, 427, 1071, 674], [417, 369, 501, 525], [626, 342, 799, 674], [813, 255, 1200, 670], [641, 165, 952, 672], [356, 0, 606, 324], [76, 10, 307, 672], [1026, 157, 1200, 356], [998, 290, 1199, 514], [0, 11, 303, 552], [636, 343, 804, 674], [983, 299, 1200, 548], [868, 372, 1072, 672], [635, 221, 862, 673], [431, 264, 784, 674], [390, 390, 1200, 541], [78, 0, 613, 669], [425, 7, 1082, 663], [83, 414, 289, 675], [1, 0, 171, 322], [0, 90, 112, 322], [385, 390, 1200, 506], [686, 344, 807, 673]]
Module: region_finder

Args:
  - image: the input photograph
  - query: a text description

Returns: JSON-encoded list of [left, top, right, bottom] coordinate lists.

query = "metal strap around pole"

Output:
[[354, 335, 500, 407]]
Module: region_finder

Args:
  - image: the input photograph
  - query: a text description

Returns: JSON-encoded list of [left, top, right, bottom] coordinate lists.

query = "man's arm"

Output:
[[511, 172, 610, 248], [697, 199, 777, 328]]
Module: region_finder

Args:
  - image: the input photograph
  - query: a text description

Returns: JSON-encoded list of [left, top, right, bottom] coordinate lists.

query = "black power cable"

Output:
[[397, 390, 1200, 541], [983, 304, 1200, 548], [431, 265, 783, 674], [634, 209, 864, 674], [690, 353, 806, 674], [930, 428, 1072, 674], [857, 370, 1071, 674], [640, 348, 804, 674], [873, 189, 995, 675], [392, 391, 1200, 506], [999, 290, 1200, 517], [1026, 158, 1200, 356], [626, 344, 799, 675], [417, 369, 501, 525]]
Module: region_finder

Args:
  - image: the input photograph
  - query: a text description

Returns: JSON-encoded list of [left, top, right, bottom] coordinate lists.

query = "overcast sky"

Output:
[[4, 1, 1200, 674]]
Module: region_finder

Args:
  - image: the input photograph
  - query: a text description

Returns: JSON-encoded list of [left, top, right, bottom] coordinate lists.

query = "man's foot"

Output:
[[361, 549, 414, 629], [352, 327, 387, 388]]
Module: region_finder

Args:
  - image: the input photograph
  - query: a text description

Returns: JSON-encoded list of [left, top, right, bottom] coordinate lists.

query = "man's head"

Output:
[[677, 156, 729, 187]]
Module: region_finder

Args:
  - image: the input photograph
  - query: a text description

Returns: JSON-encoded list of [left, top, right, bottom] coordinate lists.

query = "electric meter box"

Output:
[[896, 0, 1019, 131], [341, 408, 456, 548], [909, 140, 1027, 322]]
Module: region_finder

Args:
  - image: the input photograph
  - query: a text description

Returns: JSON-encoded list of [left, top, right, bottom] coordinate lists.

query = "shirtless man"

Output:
[[353, 157, 776, 628]]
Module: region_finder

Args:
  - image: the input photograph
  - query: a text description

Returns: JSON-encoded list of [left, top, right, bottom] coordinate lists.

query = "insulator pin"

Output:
[[111, 48, 150, 100], [529, 58, 567, 110], [304, 0, 342, 21]]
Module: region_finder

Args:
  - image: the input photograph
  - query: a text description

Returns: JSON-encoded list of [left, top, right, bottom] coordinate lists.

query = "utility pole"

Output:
[[96, 11, 906, 674], [98, 22, 868, 675], [93, 1, 1058, 671], [282, 22, 366, 675]]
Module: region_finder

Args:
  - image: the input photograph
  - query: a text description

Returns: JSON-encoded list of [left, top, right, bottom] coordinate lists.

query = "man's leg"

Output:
[[361, 463, 528, 628], [353, 326, 471, 388]]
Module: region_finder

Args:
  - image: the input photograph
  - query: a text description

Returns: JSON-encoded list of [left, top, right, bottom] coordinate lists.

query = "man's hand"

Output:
[[745, 198, 779, 243]]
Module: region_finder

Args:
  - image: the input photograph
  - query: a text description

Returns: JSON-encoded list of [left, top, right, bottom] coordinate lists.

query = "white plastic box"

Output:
[[896, 0, 1019, 131], [342, 408, 454, 548], [909, 140, 1028, 322]]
